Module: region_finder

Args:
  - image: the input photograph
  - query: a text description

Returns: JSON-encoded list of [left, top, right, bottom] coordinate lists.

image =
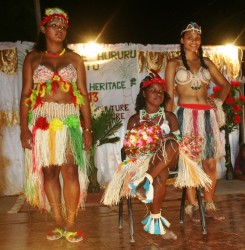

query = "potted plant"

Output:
[[83, 102, 123, 192]]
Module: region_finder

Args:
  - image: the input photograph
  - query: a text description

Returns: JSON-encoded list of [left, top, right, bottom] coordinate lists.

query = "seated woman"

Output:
[[234, 143, 245, 181], [102, 71, 180, 239]]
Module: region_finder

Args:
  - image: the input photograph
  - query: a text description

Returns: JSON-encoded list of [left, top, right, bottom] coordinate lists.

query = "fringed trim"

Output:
[[185, 202, 199, 215], [25, 149, 89, 211], [213, 98, 226, 128], [129, 173, 154, 203], [101, 155, 151, 206], [204, 201, 217, 211], [177, 106, 225, 160], [31, 102, 80, 123], [67, 127, 84, 168], [141, 212, 170, 235], [174, 149, 212, 190]]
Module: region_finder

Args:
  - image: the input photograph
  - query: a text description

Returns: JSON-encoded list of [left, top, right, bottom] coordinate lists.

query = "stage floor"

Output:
[[0, 179, 245, 250]]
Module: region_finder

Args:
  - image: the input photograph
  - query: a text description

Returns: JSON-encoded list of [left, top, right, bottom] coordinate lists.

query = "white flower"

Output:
[[90, 102, 104, 119], [45, 8, 68, 18]]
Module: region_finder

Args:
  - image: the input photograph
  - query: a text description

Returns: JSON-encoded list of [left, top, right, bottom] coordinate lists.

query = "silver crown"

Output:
[[181, 22, 202, 35]]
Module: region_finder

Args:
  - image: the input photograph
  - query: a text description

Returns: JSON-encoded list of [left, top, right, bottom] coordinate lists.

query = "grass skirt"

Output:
[[25, 102, 89, 211], [175, 104, 225, 189], [101, 138, 172, 206]]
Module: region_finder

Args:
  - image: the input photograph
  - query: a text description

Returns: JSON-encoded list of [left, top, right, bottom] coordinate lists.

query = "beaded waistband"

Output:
[[32, 102, 80, 122], [179, 103, 212, 110]]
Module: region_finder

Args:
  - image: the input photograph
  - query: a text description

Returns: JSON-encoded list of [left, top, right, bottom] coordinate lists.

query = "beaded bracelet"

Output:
[[84, 128, 93, 133]]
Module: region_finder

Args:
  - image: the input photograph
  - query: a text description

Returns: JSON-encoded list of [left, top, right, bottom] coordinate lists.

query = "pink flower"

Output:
[[123, 140, 130, 147], [136, 138, 145, 147], [146, 126, 154, 134], [146, 137, 154, 144]]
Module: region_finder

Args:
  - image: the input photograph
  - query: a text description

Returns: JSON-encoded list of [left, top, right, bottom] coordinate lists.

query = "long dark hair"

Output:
[[135, 75, 170, 112], [180, 24, 208, 70]]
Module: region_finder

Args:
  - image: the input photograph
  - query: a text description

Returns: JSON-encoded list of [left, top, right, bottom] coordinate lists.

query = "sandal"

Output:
[[64, 231, 84, 243], [46, 228, 64, 241]]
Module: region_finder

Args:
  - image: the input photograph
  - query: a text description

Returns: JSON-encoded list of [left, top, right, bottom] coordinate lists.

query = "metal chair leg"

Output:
[[196, 188, 207, 235], [127, 197, 135, 243], [118, 198, 123, 229], [180, 187, 187, 223]]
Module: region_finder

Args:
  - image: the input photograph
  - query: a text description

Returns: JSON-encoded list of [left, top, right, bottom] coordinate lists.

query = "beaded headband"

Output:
[[41, 7, 69, 28], [141, 70, 166, 91], [181, 22, 201, 35]]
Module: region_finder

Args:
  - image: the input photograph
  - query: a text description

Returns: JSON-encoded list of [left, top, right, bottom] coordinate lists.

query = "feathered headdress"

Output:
[[141, 70, 166, 91], [41, 7, 69, 28]]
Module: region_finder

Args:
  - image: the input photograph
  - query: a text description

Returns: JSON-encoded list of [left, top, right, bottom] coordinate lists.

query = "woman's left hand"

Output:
[[83, 131, 93, 151]]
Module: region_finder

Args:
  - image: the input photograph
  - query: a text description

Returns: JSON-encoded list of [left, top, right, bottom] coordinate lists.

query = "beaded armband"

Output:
[[172, 130, 181, 142]]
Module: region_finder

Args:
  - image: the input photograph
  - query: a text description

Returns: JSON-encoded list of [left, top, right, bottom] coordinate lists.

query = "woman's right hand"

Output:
[[20, 129, 32, 149]]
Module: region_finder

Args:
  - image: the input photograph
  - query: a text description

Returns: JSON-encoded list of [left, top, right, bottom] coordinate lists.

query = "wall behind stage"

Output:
[[0, 42, 241, 195]]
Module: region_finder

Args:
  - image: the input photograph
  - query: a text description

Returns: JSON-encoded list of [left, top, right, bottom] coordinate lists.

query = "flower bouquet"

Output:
[[123, 120, 163, 158]]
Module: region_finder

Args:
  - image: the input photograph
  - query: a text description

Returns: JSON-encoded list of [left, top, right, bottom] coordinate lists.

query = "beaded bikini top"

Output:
[[33, 64, 77, 84], [25, 64, 84, 109], [175, 66, 211, 90]]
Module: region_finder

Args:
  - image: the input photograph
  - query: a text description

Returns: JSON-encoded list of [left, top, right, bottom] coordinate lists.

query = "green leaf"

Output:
[[91, 108, 123, 146]]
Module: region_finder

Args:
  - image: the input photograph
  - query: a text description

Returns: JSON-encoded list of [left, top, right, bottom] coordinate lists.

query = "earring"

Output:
[[40, 26, 45, 33]]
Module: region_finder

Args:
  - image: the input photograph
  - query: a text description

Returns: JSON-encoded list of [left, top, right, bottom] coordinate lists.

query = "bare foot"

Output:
[[185, 204, 201, 223], [205, 209, 225, 221], [135, 178, 147, 200]]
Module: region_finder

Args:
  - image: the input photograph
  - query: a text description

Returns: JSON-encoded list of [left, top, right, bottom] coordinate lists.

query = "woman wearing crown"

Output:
[[20, 8, 92, 242], [165, 22, 230, 222], [102, 72, 180, 239]]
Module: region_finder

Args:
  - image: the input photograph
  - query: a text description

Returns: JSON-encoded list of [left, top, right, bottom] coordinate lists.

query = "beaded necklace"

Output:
[[45, 48, 66, 58], [140, 107, 164, 120]]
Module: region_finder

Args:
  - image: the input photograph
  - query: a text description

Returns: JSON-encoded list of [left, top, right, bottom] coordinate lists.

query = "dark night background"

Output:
[[1, 0, 244, 46]]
